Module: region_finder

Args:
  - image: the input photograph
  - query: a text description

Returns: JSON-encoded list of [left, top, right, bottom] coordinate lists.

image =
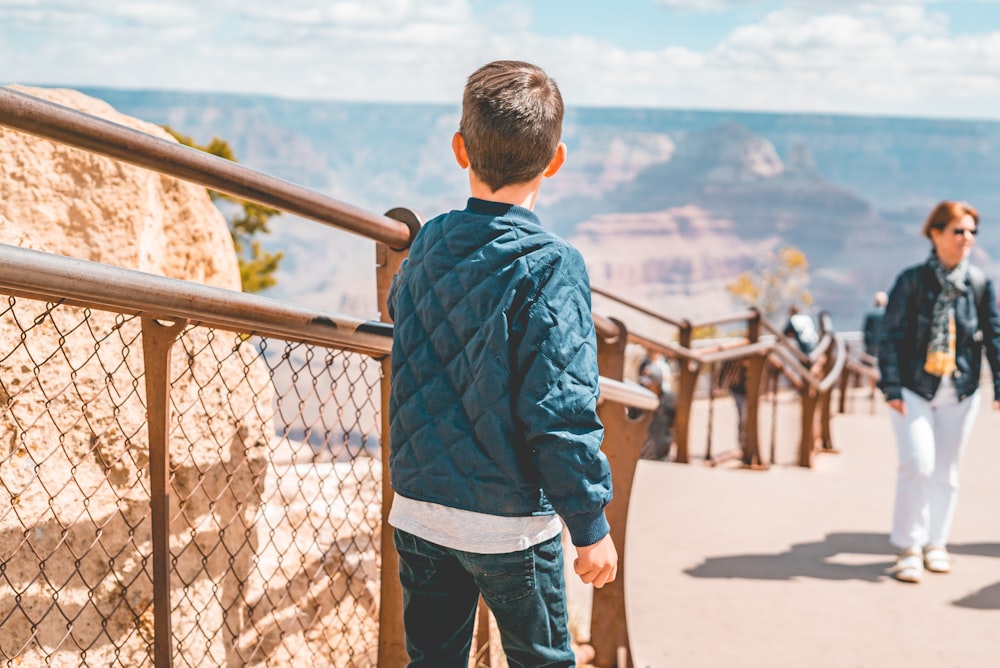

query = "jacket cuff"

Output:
[[882, 385, 902, 402], [564, 510, 611, 548]]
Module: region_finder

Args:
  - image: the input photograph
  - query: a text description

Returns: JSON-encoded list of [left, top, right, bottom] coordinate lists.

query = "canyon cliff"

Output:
[[65, 87, 1000, 330]]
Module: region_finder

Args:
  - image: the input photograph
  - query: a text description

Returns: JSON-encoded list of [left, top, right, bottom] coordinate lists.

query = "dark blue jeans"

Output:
[[393, 529, 575, 668]]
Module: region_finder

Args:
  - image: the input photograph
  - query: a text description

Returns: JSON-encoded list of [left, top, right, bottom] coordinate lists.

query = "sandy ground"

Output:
[[621, 394, 1000, 668]]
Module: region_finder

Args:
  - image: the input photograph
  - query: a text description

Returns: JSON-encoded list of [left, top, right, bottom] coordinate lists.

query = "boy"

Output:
[[386, 60, 617, 667]]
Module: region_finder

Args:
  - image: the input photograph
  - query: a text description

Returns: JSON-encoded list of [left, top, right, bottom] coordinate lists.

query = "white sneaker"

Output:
[[924, 546, 952, 574], [892, 549, 923, 583]]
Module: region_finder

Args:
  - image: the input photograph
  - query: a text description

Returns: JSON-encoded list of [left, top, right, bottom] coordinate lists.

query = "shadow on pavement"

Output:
[[684, 532, 1000, 585], [948, 543, 1000, 610], [953, 582, 1000, 610], [948, 542, 1000, 558]]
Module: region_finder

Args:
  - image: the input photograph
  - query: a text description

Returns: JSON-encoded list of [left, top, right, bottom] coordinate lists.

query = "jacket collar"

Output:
[[466, 198, 540, 226]]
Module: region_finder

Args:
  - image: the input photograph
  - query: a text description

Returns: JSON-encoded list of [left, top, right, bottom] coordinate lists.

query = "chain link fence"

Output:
[[0, 293, 383, 667], [0, 90, 682, 667]]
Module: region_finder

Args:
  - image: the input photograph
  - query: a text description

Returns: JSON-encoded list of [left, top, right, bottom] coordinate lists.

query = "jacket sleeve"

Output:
[[512, 246, 612, 548], [386, 257, 408, 322], [976, 276, 1000, 401], [877, 269, 912, 402]]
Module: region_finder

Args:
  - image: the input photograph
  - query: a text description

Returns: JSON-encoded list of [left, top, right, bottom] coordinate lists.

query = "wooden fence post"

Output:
[[818, 350, 838, 453], [798, 389, 818, 467], [744, 311, 766, 468], [141, 316, 187, 668], [375, 207, 421, 667], [837, 364, 851, 414], [673, 320, 696, 464], [591, 317, 651, 668]]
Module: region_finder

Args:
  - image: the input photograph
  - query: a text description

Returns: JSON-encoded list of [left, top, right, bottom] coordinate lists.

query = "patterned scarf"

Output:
[[924, 251, 968, 377]]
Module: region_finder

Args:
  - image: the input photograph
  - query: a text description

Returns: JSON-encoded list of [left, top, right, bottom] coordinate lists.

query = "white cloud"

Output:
[[655, 0, 933, 11], [687, 4, 1000, 117], [0, 0, 486, 101], [2, 0, 1000, 120], [534, 1, 999, 119], [653, 0, 763, 11]]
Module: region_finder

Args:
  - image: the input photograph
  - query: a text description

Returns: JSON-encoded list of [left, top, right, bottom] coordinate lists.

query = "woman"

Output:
[[878, 200, 1000, 584]]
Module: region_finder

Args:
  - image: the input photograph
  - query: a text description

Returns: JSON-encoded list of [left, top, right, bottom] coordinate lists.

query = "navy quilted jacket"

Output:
[[387, 198, 612, 547]]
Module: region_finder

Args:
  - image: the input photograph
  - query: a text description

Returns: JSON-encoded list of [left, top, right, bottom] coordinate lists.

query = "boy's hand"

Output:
[[574, 534, 618, 589]]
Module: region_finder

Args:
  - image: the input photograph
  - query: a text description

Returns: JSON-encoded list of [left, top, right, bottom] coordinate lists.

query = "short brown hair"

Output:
[[922, 200, 979, 239], [459, 60, 564, 192]]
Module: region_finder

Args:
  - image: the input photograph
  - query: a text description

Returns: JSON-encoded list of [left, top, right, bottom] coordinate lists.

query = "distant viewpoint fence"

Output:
[[592, 288, 853, 470]]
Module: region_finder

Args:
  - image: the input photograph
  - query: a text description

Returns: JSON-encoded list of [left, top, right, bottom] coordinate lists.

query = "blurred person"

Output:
[[783, 305, 819, 355], [878, 200, 1000, 584], [862, 291, 889, 360], [718, 358, 751, 465], [638, 357, 676, 461], [859, 292, 889, 397], [639, 351, 674, 395]]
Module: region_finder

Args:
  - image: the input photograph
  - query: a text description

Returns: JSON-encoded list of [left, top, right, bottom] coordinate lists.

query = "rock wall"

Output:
[[0, 87, 377, 666], [0, 85, 240, 288]]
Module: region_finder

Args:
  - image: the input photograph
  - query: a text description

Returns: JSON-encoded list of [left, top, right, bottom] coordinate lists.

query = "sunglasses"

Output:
[[951, 227, 978, 237]]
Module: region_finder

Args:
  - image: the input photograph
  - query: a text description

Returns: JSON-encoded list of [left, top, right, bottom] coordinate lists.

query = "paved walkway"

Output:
[[618, 392, 1000, 668]]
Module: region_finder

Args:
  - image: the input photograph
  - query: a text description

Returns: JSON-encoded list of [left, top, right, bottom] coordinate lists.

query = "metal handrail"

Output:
[[593, 312, 622, 341], [818, 334, 848, 393], [759, 317, 786, 340], [592, 285, 688, 329], [768, 341, 817, 390], [594, 285, 762, 334], [600, 377, 659, 412], [628, 331, 694, 362], [845, 358, 880, 382], [687, 310, 759, 331], [0, 242, 654, 410], [0, 242, 394, 356], [697, 340, 774, 365], [0, 86, 414, 249]]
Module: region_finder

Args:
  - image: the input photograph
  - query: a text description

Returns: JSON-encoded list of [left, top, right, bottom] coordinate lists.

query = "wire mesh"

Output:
[[0, 294, 384, 667]]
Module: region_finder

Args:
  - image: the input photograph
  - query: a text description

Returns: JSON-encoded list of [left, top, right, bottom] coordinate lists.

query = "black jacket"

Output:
[[878, 260, 1000, 402]]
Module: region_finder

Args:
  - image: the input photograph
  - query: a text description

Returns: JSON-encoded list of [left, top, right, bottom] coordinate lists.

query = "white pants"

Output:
[[888, 384, 980, 551]]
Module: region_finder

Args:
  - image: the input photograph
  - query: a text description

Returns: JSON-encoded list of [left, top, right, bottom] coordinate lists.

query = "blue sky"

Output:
[[3, 0, 1000, 120]]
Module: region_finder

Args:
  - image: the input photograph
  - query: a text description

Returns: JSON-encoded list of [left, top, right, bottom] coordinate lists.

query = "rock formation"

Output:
[[571, 204, 777, 331], [0, 85, 240, 288]]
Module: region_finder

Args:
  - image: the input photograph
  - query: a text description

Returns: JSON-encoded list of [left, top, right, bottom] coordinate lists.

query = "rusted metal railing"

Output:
[[0, 244, 391, 666], [590, 316, 652, 668], [0, 242, 658, 666], [0, 87, 660, 667], [0, 86, 411, 250], [593, 286, 852, 470], [759, 313, 847, 466], [838, 338, 882, 415]]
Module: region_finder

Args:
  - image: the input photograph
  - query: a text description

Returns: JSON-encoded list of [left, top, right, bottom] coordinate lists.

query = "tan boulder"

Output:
[[0, 84, 239, 288], [0, 87, 336, 666]]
